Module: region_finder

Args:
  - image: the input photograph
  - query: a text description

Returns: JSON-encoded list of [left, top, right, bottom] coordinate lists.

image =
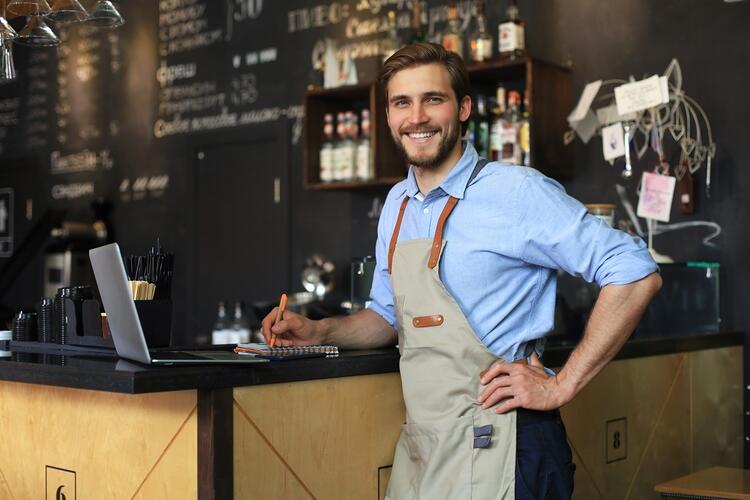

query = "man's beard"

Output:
[[392, 120, 461, 169]]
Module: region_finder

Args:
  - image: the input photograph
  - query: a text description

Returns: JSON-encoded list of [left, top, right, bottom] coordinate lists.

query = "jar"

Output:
[[585, 204, 616, 228]]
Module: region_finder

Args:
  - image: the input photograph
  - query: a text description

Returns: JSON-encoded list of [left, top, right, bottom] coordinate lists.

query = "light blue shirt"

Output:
[[367, 143, 658, 362]]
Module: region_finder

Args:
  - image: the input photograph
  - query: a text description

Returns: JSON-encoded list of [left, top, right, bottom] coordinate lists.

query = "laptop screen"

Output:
[[89, 243, 152, 364]]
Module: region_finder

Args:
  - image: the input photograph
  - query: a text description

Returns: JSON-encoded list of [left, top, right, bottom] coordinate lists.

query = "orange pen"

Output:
[[269, 292, 287, 348]]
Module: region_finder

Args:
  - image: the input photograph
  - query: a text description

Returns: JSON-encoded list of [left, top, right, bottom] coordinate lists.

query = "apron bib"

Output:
[[385, 160, 516, 500]]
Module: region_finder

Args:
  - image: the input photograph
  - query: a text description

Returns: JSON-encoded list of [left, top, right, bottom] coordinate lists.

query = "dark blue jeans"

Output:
[[515, 409, 575, 499]]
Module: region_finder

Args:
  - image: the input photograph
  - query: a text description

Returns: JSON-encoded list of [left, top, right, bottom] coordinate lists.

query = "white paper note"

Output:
[[602, 122, 625, 161], [615, 75, 670, 115], [596, 104, 638, 126], [573, 109, 599, 144], [568, 80, 602, 125], [637, 172, 676, 222]]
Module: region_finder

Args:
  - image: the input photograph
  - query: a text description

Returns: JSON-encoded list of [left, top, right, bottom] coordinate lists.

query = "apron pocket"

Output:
[[388, 415, 474, 500], [471, 412, 516, 500]]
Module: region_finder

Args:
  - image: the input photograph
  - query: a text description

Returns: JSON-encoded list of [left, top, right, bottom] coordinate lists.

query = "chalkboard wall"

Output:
[[1, 1, 749, 377]]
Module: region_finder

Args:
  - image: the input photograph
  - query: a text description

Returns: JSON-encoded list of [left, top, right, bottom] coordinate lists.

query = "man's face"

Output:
[[386, 63, 471, 169]]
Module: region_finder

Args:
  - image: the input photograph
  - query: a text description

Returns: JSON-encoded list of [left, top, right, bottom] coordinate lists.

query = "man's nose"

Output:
[[409, 103, 429, 124]]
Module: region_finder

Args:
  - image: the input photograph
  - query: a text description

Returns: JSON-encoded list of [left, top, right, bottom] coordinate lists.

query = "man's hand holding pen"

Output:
[[261, 295, 324, 347]]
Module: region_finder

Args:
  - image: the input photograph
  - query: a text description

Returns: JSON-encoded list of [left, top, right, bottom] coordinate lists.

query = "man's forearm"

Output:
[[316, 309, 398, 349], [555, 272, 662, 403]]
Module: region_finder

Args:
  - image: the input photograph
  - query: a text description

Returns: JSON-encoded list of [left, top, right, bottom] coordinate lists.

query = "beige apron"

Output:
[[385, 161, 517, 500]]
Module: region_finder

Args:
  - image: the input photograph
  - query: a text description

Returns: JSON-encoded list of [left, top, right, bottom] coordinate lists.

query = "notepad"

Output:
[[234, 343, 339, 360]]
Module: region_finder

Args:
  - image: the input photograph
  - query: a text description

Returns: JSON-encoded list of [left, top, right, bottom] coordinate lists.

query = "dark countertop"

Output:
[[0, 331, 742, 394]]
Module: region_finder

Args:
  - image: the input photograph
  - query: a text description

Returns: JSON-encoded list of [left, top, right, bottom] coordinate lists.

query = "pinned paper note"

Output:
[[602, 122, 626, 161], [572, 109, 599, 144], [637, 172, 676, 222], [568, 80, 602, 125], [614, 75, 670, 115], [596, 104, 638, 126]]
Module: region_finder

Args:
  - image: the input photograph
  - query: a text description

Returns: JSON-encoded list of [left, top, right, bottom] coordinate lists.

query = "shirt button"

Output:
[[423, 207, 429, 214]]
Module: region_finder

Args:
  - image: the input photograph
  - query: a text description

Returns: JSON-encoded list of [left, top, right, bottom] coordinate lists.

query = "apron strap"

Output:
[[427, 158, 490, 269], [390, 157, 491, 273], [388, 196, 410, 274], [428, 197, 458, 269]]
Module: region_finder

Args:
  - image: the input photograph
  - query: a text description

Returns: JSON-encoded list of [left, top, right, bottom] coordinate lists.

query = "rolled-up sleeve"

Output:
[[516, 173, 658, 287], [366, 192, 399, 327]]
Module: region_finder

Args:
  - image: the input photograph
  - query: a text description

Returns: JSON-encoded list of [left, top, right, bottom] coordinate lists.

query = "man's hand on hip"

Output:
[[477, 353, 573, 413]]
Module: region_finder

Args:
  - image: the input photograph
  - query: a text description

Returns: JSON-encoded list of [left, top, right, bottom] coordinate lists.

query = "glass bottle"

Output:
[[441, 3, 463, 58], [410, 0, 427, 44], [211, 301, 229, 345], [333, 112, 347, 181], [231, 301, 251, 344], [335, 111, 356, 182], [489, 86, 506, 161], [382, 10, 400, 62], [469, 0, 493, 63], [518, 93, 531, 166], [356, 109, 372, 181], [498, 0, 526, 59], [501, 90, 522, 164], [471, 94, 490, 158], [319, 113, 335, 182]]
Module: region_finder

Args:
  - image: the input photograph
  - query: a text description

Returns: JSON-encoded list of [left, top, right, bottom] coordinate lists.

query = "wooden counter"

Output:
[[0, 332, 743, 499]]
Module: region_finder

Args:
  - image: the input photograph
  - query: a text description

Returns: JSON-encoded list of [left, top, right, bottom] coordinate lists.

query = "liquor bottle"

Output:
[[441, 3, 463, 58], [410, 0, 427, 44], [319, 113, 335, 182], [356, 109, 373, 181], [333, 112, 347, 181], [339, 111, 357, 181], [231, 301, 251, 344], [469, 0, 493, 63], [498, 0, 525, 58], [518, 93, 531, 166], [489, 86, 506, 161], [470, 94, 490, 158], [383, 10, 400, 62], [500, 90, 522, 164], [211, 301, 229, 345]]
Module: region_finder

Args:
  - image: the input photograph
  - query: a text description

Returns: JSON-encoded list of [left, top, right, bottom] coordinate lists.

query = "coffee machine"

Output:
[[43, 200, 111, 298]]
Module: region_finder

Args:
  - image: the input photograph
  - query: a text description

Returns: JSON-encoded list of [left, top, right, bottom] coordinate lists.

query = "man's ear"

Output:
[[459, 95, 472, 122]]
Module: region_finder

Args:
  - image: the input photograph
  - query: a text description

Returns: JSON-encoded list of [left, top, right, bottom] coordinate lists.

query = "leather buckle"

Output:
[[412, 315, 444, 328]]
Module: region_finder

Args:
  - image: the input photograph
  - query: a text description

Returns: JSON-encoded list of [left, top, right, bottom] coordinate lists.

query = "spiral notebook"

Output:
[[234, 343, 339, 360]]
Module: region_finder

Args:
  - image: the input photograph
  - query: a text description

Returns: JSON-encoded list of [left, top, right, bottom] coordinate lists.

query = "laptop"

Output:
[[89, 243, 270, 365]]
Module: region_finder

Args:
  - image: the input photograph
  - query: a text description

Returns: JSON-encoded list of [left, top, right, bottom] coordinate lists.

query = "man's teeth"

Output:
[[409, 131, 436, 139]]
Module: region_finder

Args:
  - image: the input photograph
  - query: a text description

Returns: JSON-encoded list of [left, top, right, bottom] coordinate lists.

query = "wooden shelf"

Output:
[[467, 57, 573, 179], [303, 82, 407, 190], [305, 178, 405, 190], [302, 56, 573, 190]]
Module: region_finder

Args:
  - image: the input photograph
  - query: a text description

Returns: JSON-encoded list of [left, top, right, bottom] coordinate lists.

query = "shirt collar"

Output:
[[404, 142, 479, 200]]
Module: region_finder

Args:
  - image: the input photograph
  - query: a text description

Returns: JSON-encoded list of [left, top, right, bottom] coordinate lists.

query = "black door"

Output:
[[189, 128, 290, 342]]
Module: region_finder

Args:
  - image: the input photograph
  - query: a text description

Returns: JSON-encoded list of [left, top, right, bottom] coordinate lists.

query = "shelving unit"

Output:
[[303, 83, 406, 190], [302, 56, 572, 190], [467, 56, 573, 179]]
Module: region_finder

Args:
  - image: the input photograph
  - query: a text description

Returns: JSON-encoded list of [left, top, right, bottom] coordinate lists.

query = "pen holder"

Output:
[[70, 299, 173, 349], [134, 300, 172, 348]]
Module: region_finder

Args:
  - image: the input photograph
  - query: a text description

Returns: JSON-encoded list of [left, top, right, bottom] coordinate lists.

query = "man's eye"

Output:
[[427, 97, 443, 104], [393, 100, 408, 107]]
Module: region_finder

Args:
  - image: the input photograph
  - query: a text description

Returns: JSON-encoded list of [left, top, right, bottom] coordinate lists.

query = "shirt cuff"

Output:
[[597, 254, 659, 287], [366, 301, 396, 328]]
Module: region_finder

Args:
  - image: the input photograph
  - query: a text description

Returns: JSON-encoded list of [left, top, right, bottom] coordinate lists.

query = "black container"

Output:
[[12, 311, 38, 342], [55, 286, 95, 344], [68, 299, 173, 349], [37, 298, 54, 343]]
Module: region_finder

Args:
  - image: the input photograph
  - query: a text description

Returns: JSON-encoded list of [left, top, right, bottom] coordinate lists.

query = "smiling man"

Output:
[[263, 43, 661, 499], [386, 61, 469, 174]]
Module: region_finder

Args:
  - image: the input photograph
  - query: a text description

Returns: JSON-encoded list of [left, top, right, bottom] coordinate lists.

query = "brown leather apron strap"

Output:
[[428, 196, 459, 269], [388, 196, 411, 274]]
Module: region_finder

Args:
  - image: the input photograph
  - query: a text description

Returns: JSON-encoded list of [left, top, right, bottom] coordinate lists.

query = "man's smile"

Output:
[[403, 129, 440, 144]]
